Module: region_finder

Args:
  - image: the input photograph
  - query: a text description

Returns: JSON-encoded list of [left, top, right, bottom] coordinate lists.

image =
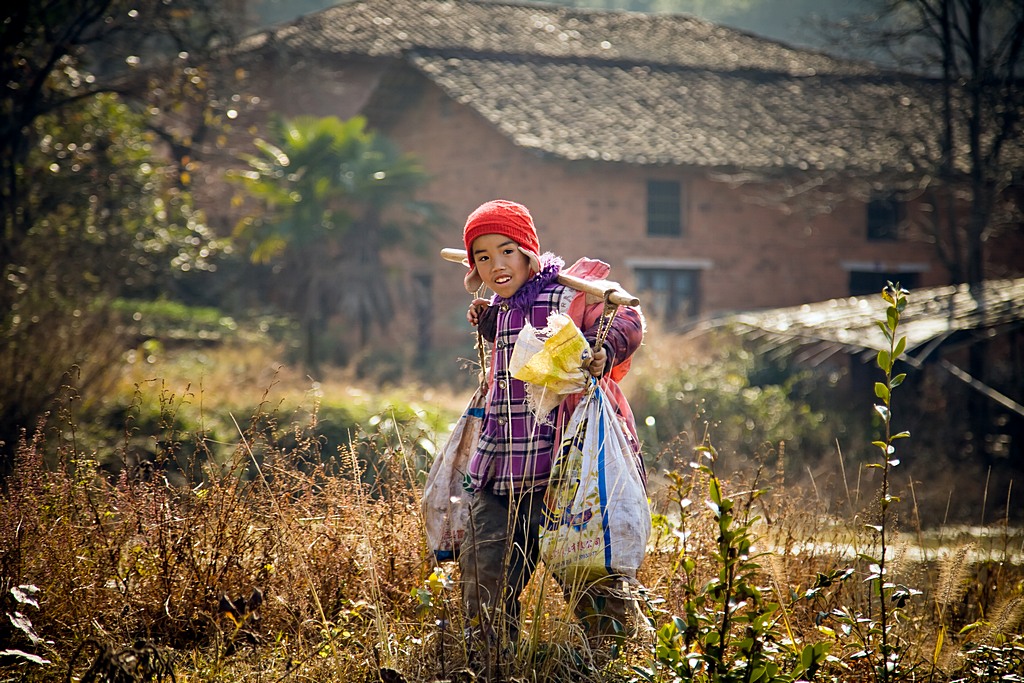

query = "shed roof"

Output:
[[704, 278, 1024, 367]]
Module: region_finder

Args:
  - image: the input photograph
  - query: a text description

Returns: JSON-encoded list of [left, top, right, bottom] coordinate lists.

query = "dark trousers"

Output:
[[458, 487, 636, 647]]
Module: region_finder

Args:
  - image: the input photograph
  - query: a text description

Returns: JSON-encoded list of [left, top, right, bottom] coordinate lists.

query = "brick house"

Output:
[[222, 0, 1023, 355]]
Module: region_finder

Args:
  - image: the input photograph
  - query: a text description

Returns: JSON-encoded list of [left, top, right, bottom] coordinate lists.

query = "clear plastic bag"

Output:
[[422, 387, 485, 561]]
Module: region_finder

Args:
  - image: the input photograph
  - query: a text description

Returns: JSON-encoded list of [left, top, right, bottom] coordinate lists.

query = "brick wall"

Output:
[[374, 74, 957, 350], [202, 57, 1018, 358]]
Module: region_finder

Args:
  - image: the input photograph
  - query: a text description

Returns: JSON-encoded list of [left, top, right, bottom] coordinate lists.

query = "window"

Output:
[[867, 195, 903, 241], [848, 270, 919, 297], [634, 267, 700, 322], [647, 180, 683, 236]]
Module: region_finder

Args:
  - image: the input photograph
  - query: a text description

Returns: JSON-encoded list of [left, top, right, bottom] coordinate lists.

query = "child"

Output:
[[457, 199, 645, 652]]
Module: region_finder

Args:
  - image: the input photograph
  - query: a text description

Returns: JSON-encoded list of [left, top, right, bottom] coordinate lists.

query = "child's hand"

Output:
[[467, 298, 490, 326], [585, 346, 608, 377]]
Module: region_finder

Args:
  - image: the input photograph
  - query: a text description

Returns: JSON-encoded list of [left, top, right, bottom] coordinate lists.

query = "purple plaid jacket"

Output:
[[467, 257, 643, 494]]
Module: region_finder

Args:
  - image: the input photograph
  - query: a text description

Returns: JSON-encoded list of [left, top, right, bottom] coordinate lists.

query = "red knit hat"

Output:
[[462, 199, 542, 292]]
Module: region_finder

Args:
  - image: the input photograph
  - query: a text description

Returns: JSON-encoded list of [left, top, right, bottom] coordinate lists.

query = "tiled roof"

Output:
[[238, 0, 985, 176], [409, 51, 941, 174], [240, 0, 870, 76]]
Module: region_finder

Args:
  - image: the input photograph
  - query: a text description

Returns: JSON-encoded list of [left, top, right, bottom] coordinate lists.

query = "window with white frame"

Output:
[[633, 267, 701, 322], [848, 270, 920, 297], [843, 260, 927, 297]]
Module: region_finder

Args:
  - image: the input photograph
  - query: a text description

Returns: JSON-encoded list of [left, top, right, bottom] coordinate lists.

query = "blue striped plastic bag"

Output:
[[540, 382, 651, 583]]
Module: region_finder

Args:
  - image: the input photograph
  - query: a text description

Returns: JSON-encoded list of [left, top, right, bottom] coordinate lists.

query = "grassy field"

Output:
[[2, 294, 1023, 682]]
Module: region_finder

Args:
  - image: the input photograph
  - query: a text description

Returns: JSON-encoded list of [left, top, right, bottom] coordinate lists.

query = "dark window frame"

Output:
[[848, 270, 920, 297], [866, 194, 904, 241], [646, 179, 684, 236]]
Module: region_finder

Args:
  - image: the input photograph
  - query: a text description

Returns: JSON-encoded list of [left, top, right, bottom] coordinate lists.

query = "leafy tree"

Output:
[[0, 92, 225, 467], [0, 0, 252, 266], [0, 0, 247, 469], [230, 115, 441, 374]]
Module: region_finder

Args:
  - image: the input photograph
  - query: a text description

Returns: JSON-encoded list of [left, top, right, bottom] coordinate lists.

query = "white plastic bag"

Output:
[[422, 387, 485, 562], [539, 383, 651, 583]]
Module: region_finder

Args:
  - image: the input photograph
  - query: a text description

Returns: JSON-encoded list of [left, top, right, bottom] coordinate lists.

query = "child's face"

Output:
[[471, 233, 533, 298]]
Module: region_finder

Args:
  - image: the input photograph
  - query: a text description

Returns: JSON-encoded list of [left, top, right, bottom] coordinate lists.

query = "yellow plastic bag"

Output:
[[510, 313, 591, 416]]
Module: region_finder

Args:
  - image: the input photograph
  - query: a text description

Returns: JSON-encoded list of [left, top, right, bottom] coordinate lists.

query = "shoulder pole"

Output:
[[440, 248, 640, 307]]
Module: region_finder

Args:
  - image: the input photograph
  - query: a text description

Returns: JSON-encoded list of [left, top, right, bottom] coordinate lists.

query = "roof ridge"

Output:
[[403, 46, 914, 82], [419, 0, 866, 63]]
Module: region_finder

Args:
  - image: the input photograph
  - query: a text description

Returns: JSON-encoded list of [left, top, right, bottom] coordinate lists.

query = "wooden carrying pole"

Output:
[[440, 248, 640, 307]]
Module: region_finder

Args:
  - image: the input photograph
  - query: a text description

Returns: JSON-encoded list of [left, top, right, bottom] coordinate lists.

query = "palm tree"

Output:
[[230, 115, 441, 374]]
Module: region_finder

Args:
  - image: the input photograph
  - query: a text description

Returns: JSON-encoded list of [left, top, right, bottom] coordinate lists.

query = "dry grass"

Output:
[[2, 342, 1023, 682]]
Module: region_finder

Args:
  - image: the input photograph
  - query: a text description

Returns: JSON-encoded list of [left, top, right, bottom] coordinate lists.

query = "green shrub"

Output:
[[111, 298, 292, 345], [629, 331, 832, 473]]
